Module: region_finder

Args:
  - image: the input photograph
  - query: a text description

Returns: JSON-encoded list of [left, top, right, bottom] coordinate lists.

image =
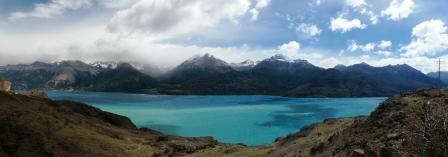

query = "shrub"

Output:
[[406, 99, 448, 157]]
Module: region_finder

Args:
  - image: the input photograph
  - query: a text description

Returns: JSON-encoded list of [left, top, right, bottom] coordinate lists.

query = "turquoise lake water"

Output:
[[48, 91, 386, 145]]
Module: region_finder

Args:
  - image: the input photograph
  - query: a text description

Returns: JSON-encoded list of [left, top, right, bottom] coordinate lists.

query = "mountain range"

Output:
[[0, 54, 442, 97], [427, 71, 448, 85]]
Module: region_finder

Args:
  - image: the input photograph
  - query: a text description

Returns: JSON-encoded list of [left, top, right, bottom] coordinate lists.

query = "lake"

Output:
[[48, 91, 386, 145]]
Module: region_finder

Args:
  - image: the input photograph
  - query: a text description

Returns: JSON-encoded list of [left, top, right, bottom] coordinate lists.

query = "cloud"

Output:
[[107, 0, 251, 38], [348, 40, 375, 52], [345, 0, 366, 8], [9, 0, 92, 20], [296, 23, 322, 37], [381, 0, 415, 21], [329, 14, 367, 33], [378, 40, 392, 50], [375, 50, 392, 57], [250, 0, 271, 21], [360, 8, 379, 24], [347, 40, 394, 57], [98, 0, 139, 8], [401, 19, 448, 57], [277, 41, 301, 58], [309, 0, 322, 7], [344, 0, 379, 25]]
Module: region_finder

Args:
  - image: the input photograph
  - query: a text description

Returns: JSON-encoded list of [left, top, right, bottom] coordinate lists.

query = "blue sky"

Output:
[[0, 0, 447, 73]]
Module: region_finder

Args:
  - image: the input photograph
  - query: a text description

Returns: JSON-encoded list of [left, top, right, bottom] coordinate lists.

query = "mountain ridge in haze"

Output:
[[0, 54, 441, 97]]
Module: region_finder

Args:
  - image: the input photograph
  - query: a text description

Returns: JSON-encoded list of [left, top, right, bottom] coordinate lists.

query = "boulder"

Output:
[[0, 79, 11, 92], [380, 147, 401, 157], [25, 89, 48, 99], [365, 145, 378, 157], [386, 133, 400, 140], [352, 149, 365, 157]]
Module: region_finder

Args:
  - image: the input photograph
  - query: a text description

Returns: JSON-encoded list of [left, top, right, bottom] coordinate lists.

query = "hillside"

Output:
[[0, 61, 159, 93], [0, 91, 217, 157], [189, 88, 448, 157], [427, 71, 448, 85], [338, 63, 440, 91], [85, 63, 159, 93]]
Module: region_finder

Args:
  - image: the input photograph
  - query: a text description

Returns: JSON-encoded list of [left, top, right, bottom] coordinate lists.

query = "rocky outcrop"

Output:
[[25, 89, 48, 99], [0, 79, 11, 92]]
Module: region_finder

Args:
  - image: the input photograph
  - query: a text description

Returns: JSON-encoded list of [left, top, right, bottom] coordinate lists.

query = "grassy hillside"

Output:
[[0, 92, 216, 157], [189, 88, 448, 157]]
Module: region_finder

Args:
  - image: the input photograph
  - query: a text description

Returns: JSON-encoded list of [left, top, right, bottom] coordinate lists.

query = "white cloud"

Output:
[[360, 8, 379, 24], [250, 0, 271, 21], [9, 0, 92, 19], [315, 0, 322, 6], [277, 41, 301, 58], [375, 50, 392, 57], [345, 40, 395, 57], [401, 19, 448, 57], [348, 40, 395, 56], [330, 14, 367, 33], [360, 43, 376, 52], [378, 40, 392, 50], [296, 23, 322, 37], [381, 0, 415, 21], [107, 0, 251, 38], [345, 0, 366, 8], [347, 41, 359, 52], [98, 0, 139, 8], [347, 40, 376, 52]]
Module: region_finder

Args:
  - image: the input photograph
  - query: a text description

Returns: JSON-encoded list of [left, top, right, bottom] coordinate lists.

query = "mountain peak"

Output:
[[351, 62, 373, 68], [267, 54, 289, 62], [392, 64, 412, 69], [31, 61, 50, 66], [174, 54, 234, 73], [187, 53, 215, 61], [90, 61, 118, 69], [334, 64, 347, 69], [240, 59, 255, 65], [231, 60, 256, 71], [116, 63, 136, 70]]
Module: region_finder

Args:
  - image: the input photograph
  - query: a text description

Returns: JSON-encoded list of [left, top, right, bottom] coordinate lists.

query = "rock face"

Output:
[[0, 80, 11, 92]]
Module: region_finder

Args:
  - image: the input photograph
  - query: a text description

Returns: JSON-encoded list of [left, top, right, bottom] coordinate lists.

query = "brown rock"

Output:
[[0, 79, 11, 92], [352, 149, 365, 157], [380, 147, 400, 157], [25, 90, 48, 99], [415, 88, 442, 97], [365, 145, 378, 157]]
